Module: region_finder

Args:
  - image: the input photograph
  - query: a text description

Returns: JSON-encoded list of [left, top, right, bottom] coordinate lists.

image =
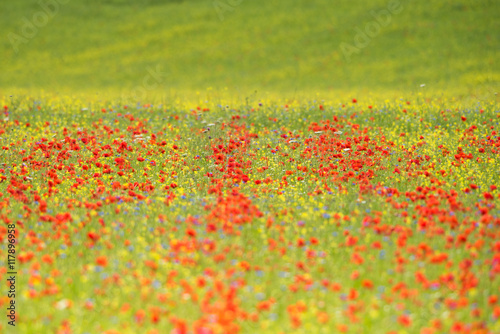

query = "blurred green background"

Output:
[[0, 0, 499, 98]]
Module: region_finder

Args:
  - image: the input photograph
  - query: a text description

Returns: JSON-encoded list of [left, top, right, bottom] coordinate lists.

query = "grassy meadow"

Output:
[[0, 0, 500, 333], [1, 0, 499, 96]]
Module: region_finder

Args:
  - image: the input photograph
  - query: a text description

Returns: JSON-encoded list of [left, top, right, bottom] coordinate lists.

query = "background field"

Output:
[[1, 0, 499, 99], [1, 1, 500, 334]]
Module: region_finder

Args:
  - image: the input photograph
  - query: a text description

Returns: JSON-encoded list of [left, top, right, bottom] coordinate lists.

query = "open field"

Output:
[[0, 95, 499, 333], [1, 0, 500, 333], [1, 0, 499, 96]]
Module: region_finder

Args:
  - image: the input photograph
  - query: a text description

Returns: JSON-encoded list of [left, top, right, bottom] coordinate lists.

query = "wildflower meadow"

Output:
[[1, 94, 499, 333], [1, 0, 499, 333]]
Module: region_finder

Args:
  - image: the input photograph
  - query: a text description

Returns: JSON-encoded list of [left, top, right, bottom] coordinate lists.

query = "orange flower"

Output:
[[362, 279, 374, 289], [96, 256, 108, 267], [317, 311, 329, 324], [337, 324, 348, 332], [42, 254, 54, 265], [135, 309, 146, 324], [297, 238, 306, 247], [398, 314, 411, 327], [186, 228, 196, 238]]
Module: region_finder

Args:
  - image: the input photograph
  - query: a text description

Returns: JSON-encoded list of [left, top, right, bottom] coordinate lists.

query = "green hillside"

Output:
[[1, 0, 499, 97]]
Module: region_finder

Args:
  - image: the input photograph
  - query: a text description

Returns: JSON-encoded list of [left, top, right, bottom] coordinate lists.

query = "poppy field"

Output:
[[1, 95, 499, 334]]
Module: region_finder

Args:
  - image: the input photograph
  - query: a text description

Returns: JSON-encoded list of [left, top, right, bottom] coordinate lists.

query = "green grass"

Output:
[[1, 0, 499, 97]]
